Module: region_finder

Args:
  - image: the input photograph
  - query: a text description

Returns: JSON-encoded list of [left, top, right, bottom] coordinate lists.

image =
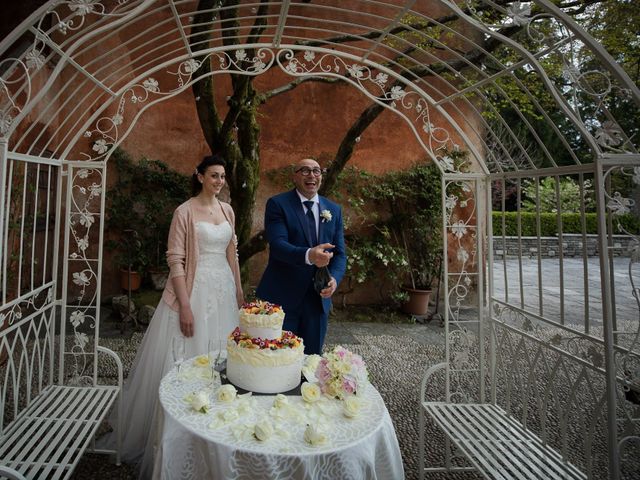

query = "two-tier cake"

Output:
[[226, 300, 304, 394]]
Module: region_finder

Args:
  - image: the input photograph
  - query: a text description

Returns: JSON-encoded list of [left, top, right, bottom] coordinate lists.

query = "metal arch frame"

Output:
[[441, 0, 601, 157], [61, 44, 487, 173], [533, 0, 640, 108]]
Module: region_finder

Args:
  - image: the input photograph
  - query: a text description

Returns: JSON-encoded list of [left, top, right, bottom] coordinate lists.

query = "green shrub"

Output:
[[107, 149, 190, 272], [492, 211, 640, 236]]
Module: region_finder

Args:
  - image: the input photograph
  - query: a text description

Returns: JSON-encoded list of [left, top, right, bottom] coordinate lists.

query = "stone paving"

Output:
[[492, 256, 637, 328]]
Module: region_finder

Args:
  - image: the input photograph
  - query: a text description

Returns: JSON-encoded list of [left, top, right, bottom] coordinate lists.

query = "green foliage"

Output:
[[107, 149, 190, 272], [344, 162, 442, 303], [492, 211, 640, 236], [521, 177, 595, 213]]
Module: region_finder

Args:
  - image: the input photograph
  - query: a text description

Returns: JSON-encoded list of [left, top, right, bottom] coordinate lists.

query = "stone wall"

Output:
[[493, 234, 635, 259]]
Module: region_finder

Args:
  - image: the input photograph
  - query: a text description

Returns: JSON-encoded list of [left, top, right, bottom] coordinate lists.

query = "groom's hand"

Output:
[[309, 243, 334, 267], [320, 277, 337, 298]]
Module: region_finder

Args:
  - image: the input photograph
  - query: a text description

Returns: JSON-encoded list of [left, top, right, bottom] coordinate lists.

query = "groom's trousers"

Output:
[[283, 284, 328, 355]]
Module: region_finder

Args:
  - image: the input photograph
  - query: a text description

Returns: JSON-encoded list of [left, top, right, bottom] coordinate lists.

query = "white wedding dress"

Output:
[[104, 221, 238, 479]]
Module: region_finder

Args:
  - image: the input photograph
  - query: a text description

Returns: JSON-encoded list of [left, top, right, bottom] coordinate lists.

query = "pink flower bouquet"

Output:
[[316, 346, 368, 400]]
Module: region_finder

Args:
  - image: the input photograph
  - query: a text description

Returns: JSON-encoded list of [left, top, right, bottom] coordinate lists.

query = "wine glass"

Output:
[[172, 336, 186, 382], [214, 339, 227, 373], [207, 339, 222, 390]]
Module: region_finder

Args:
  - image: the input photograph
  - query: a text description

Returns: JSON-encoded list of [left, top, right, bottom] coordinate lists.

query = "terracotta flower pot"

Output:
[[401, 287, 432, 315], [120, 268, 142, 292]]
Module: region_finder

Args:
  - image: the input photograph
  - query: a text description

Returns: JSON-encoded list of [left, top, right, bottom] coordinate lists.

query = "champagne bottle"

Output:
[[314, 266, 331, 293]]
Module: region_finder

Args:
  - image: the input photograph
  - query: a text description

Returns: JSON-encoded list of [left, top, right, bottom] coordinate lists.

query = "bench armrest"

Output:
[[97, 345, 124, 389], [0, 466, 27, 480], [96, 345, 123, 465], [420, 362, 447, 402]]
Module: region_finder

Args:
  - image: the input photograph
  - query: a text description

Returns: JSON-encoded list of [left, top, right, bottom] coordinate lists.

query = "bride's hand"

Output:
[[179, 305, 195, 337], [236, 290, 245, 308]]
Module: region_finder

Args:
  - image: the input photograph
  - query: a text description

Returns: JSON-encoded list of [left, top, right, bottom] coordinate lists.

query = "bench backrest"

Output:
[[0, 291, 56, 434], [489, 308, 610, 479], [0, 155, 62, 434], [0, 155, 107, 436]]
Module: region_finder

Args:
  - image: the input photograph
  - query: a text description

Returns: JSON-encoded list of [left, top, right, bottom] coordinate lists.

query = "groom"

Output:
[[256, 158, 346, 355]]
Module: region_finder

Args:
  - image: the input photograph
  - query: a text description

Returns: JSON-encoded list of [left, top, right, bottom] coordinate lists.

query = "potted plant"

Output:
[[110, 229, 149, 292], [386, 163, 442, 315], [343, 162, 443, 314]]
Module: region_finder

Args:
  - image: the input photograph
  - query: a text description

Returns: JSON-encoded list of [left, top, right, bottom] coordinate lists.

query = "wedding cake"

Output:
[[226, 300, 304, 394]]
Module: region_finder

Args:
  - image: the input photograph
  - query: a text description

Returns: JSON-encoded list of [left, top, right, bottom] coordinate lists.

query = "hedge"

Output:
[[491, 212, 640, 236]]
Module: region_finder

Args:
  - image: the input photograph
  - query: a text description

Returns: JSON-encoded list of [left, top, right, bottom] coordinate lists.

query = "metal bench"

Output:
[[0, 296, 123, 480], [418, 313, 606, 479], [420, 377, 586, 479]]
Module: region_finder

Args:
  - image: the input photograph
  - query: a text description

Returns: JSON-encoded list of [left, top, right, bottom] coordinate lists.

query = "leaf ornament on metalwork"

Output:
[[25, 50, 46, 70], [607, 192, 633, 216], [452, 350, 470, 369], [70, 310, 85, 328], [506, 2, 532, 26], [451, 220, 467, 239], [68, 0, 98, 16], [595, 120, 623, 147], [347, 64, 365, 79], [75, 331, 89, 350]]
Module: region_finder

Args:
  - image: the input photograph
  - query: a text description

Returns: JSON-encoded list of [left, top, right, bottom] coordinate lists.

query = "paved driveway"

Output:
[[491, 257, 638, 328]]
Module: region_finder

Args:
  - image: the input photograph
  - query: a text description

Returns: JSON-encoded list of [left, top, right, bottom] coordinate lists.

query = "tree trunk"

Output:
[[226, 89, 261, 264]]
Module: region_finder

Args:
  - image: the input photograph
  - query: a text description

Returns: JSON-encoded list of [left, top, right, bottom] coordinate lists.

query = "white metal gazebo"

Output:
[[0, 1, 638, 479]]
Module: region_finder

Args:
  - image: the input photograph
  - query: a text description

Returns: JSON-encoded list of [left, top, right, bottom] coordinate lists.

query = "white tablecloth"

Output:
[[154, 360, 405, 479]]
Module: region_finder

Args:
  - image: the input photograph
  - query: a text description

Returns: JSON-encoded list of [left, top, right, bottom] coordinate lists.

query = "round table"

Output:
[[153, 357, 405, 479]]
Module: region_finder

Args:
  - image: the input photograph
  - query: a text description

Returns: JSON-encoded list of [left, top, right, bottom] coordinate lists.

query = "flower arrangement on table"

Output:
[[305, 346, 369, 401]]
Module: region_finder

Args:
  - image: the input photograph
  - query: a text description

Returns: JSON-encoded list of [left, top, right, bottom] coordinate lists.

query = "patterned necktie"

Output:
[[303, 200, 318, 246]]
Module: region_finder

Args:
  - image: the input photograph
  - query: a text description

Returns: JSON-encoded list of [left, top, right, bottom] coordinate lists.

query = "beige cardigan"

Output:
[[161, 197, 241, 311]]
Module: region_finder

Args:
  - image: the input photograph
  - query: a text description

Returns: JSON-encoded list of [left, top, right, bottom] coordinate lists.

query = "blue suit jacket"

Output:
[[256, 189, 346, 314]]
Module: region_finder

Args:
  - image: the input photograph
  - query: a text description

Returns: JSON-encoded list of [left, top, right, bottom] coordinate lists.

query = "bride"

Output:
[[105, 154, 243, 478]]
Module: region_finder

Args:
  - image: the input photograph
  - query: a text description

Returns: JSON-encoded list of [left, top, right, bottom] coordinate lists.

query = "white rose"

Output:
[[304, 423, 327, 446], [302, 354, 322, 381], [254, 419, 274, 441], [337, 361, 352, 374], [300, 382, 322, 403], [273, 394, 289, 409], [217, 384, 237, 402], [190, 391, 209, 413], [343, 396, 362, 418]]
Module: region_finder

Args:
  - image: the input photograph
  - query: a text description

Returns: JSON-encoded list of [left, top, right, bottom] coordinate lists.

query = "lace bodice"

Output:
[[196, 221, 232, 256]]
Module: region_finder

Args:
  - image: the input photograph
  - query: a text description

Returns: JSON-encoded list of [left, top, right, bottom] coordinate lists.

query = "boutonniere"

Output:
[[320, 209, 332, 223]]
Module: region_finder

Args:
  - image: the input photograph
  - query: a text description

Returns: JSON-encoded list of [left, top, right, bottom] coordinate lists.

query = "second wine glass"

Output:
[[172, 335, 186, 382], [207, 339, 221, 390]]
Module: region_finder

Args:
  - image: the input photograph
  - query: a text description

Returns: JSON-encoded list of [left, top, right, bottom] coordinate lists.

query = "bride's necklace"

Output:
[[202, 197, 220, 216]]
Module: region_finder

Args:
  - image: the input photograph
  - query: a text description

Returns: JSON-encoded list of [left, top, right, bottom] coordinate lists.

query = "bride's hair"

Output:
[[192, 154, 226, 196]]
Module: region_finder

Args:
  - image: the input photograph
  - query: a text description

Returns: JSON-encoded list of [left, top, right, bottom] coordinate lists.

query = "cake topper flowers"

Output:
[[320, 209, 332, 223]]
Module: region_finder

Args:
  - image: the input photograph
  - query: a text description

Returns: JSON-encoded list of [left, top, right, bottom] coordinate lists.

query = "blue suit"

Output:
[[256, 189, 346, 354]]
